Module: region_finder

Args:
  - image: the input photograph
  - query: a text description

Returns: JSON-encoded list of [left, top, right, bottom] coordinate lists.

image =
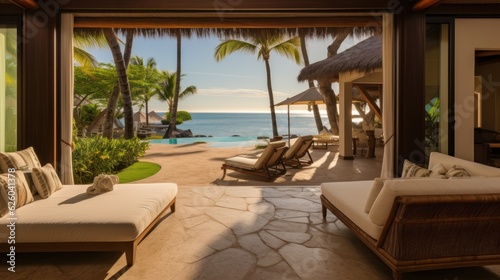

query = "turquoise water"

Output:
[[149, 136, 266, 147], [151, 112, 331, 147]]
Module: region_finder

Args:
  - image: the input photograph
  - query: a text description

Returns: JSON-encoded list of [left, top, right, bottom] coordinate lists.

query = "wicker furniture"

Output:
[[321, 152, 500, 279]]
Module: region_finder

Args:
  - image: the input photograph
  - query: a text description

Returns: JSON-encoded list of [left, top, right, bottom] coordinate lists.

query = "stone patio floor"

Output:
[[2, 185, 500, 280]]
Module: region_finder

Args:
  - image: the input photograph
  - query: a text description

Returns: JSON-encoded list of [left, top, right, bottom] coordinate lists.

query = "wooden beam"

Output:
[[74, 16, 380, 29], [354, 85, 382, 122], [413, 0, 442, 11], [8, 0, 38, 9]]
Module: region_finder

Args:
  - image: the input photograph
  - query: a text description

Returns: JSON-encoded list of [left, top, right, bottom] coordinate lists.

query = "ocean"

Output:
[[174, 112, 330, 138]]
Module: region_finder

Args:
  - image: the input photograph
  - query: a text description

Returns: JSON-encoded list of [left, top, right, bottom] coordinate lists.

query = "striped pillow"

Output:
[[0, 171, 35, 217], [32, 164, 63, 199], [0, 147, 41, 173], [445, 165, 471, 178], [401, 160, 430, 177]]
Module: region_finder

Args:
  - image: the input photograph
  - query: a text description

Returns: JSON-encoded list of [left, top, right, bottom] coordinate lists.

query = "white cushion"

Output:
[[322, 181, 384, 240], [401, 160, 430, 177], [369, 177, 500, 226], [0, 183, 178, 242], [363, 178, 385, 213], [429, 152, 500, 177]]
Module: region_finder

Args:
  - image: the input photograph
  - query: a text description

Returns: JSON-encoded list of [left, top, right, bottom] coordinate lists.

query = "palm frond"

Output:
[[214, 40, 257, 62], [74, 47, 99, 67]]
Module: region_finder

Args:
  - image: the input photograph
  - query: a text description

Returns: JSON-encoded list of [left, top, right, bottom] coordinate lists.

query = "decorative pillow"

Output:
[[429, 163, 448, 177], [401, 160, 430, 177], [0, 147, 41, 173], [445, 165, 471, 178], [364, 178, 385, 213], [0, 171, 35, 217], [22, 171, 37, 195], [32, 164, 63, 199]]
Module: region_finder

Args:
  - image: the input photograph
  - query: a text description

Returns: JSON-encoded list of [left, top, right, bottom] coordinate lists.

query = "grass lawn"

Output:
[[117, 161, 161, 183]]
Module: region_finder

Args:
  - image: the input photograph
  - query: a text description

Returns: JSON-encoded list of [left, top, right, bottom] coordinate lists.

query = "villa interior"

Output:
[[1, 0, 500, 279]]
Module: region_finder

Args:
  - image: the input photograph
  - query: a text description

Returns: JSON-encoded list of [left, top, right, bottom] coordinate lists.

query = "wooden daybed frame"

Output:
[[0, 198, 176, 266], [321, 193, 500, 280]]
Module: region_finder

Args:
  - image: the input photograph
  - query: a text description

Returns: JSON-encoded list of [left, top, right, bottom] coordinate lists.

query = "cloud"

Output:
[[184, 71, 257, 79], [197, 88, 288, 98]]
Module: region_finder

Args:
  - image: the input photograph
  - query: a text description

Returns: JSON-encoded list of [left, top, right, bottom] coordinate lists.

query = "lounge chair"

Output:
[[282, 135, 314, 168], [221, 140, 288, 180]]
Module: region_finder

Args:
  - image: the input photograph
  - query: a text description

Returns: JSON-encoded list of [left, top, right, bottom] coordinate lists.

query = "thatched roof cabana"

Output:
[[297, 36, 382, 83]]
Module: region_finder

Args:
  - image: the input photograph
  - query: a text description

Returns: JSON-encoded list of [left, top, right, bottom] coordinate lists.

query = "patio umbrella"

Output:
[[275, 87, 325, 145]]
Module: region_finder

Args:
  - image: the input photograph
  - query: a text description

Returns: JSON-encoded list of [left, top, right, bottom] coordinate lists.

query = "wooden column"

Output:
[[395, 3, 426, 174], [20, 10, 57, 167], [339, 81, 353, 159]]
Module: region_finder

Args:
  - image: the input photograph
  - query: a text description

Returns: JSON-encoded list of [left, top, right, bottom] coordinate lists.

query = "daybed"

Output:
[[0, 147, 177, 266], [321, 152, 500, 279]]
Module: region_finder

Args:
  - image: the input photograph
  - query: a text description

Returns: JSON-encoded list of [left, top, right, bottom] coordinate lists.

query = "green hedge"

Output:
[[73, 136, 150, 184]]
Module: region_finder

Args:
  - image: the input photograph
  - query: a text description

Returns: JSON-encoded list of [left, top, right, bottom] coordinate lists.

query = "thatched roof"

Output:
[[297, 36, 381, 82]]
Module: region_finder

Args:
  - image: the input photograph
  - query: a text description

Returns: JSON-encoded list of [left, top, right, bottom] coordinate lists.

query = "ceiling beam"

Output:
[[74, 16, 380, 28], [8, 0, 38, 9], [413, 0, 443, 11], [354, 85, 382, 122]]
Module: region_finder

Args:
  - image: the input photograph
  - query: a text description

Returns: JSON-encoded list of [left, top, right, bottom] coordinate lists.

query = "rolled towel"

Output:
[[86, 174, 119, 195]]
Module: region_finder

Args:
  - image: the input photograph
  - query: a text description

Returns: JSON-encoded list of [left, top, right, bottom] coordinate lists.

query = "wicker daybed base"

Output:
[[0, 198, 175, 266], [321, 194, 500, 280]]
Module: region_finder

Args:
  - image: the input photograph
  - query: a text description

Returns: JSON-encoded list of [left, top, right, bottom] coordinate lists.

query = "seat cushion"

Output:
[[321, 181, 384, 240], [224, 156, 259, 170], [0, 183, 177, 242]]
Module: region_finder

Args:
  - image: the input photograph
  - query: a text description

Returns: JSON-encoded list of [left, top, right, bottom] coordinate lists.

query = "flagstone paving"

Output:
[[2, 186, 499, 280]]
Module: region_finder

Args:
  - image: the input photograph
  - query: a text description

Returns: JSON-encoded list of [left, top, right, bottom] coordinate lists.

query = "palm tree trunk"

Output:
[[300, 33, 323, 133], [103, 29, 134, 138], [264, 58, 279, 138], [318, 33, 349, 135], [145, 97, 149, 127], [104, 28, 134, 139], [164, 31, 182, 138]]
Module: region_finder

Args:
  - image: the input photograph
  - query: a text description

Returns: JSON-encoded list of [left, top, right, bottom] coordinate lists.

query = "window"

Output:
[[0, 24, 17, 152]]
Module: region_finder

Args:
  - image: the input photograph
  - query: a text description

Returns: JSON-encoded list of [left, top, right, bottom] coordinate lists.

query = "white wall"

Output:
[[455, 19, 500, 160]]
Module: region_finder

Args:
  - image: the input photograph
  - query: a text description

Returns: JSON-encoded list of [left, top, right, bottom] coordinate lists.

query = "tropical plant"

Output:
[[74, 103, 101, 133], [214, 33, 302, 137], [162, 111, 192, 125], [164, 30, 183, 139], [73, 29, 107, 68], [299, 30, 323, 133], [129, 56, 162, 126], [103, 28, 135, 139], [72, 136, 149, 184], [156, 71, 197, 114], [425, 97, 440, 149]]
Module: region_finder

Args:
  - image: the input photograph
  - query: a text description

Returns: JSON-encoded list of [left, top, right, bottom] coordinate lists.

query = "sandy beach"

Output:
[[136, 142, 383, 187]]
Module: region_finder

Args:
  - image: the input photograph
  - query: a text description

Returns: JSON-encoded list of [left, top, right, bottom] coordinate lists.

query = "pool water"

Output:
[[148, 136, 267, 148]]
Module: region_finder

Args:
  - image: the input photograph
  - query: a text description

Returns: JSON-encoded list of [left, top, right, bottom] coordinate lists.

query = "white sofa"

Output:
[[321, 152, 500, 279]]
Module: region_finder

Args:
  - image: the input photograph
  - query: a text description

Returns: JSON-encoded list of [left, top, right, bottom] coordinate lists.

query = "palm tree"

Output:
[[214, 33, 301, 138], [299, 30, 323, 133], [164, 30, 183, 138], [73, 30, 107, 68], [129, 56, 161, 127], [156, 71, 197, 115], [103, 28, 135, 139]]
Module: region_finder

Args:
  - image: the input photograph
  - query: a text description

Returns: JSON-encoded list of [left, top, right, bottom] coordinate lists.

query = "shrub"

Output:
[[161, 111, 192, 125], [72, 136, 150, 184]]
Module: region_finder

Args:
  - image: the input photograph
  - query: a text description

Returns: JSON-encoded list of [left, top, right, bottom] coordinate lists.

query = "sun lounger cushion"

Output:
[[321, 180, 384, 240], [0, 183, 178, 242], [283, 135, 313, 159], [224, 141, 286, 170]]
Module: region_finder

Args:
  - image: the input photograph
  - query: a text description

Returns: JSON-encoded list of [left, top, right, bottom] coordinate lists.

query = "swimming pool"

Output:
[[148, 136, 267, 148]]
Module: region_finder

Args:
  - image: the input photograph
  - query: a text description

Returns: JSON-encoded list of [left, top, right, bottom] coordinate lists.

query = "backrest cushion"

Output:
[[284, 135, 313, 159], [428, 152, 500, 177], [254, 141, 286, 169], [0, 147, 42, 173], [364, 178, 385, 213], [369, 177, 500, 226], [0, 171, 35, 217], [32, 163, 63, 199]]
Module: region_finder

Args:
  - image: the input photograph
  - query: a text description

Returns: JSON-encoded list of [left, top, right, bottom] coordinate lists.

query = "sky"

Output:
[[85, 33, 364, 113]]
